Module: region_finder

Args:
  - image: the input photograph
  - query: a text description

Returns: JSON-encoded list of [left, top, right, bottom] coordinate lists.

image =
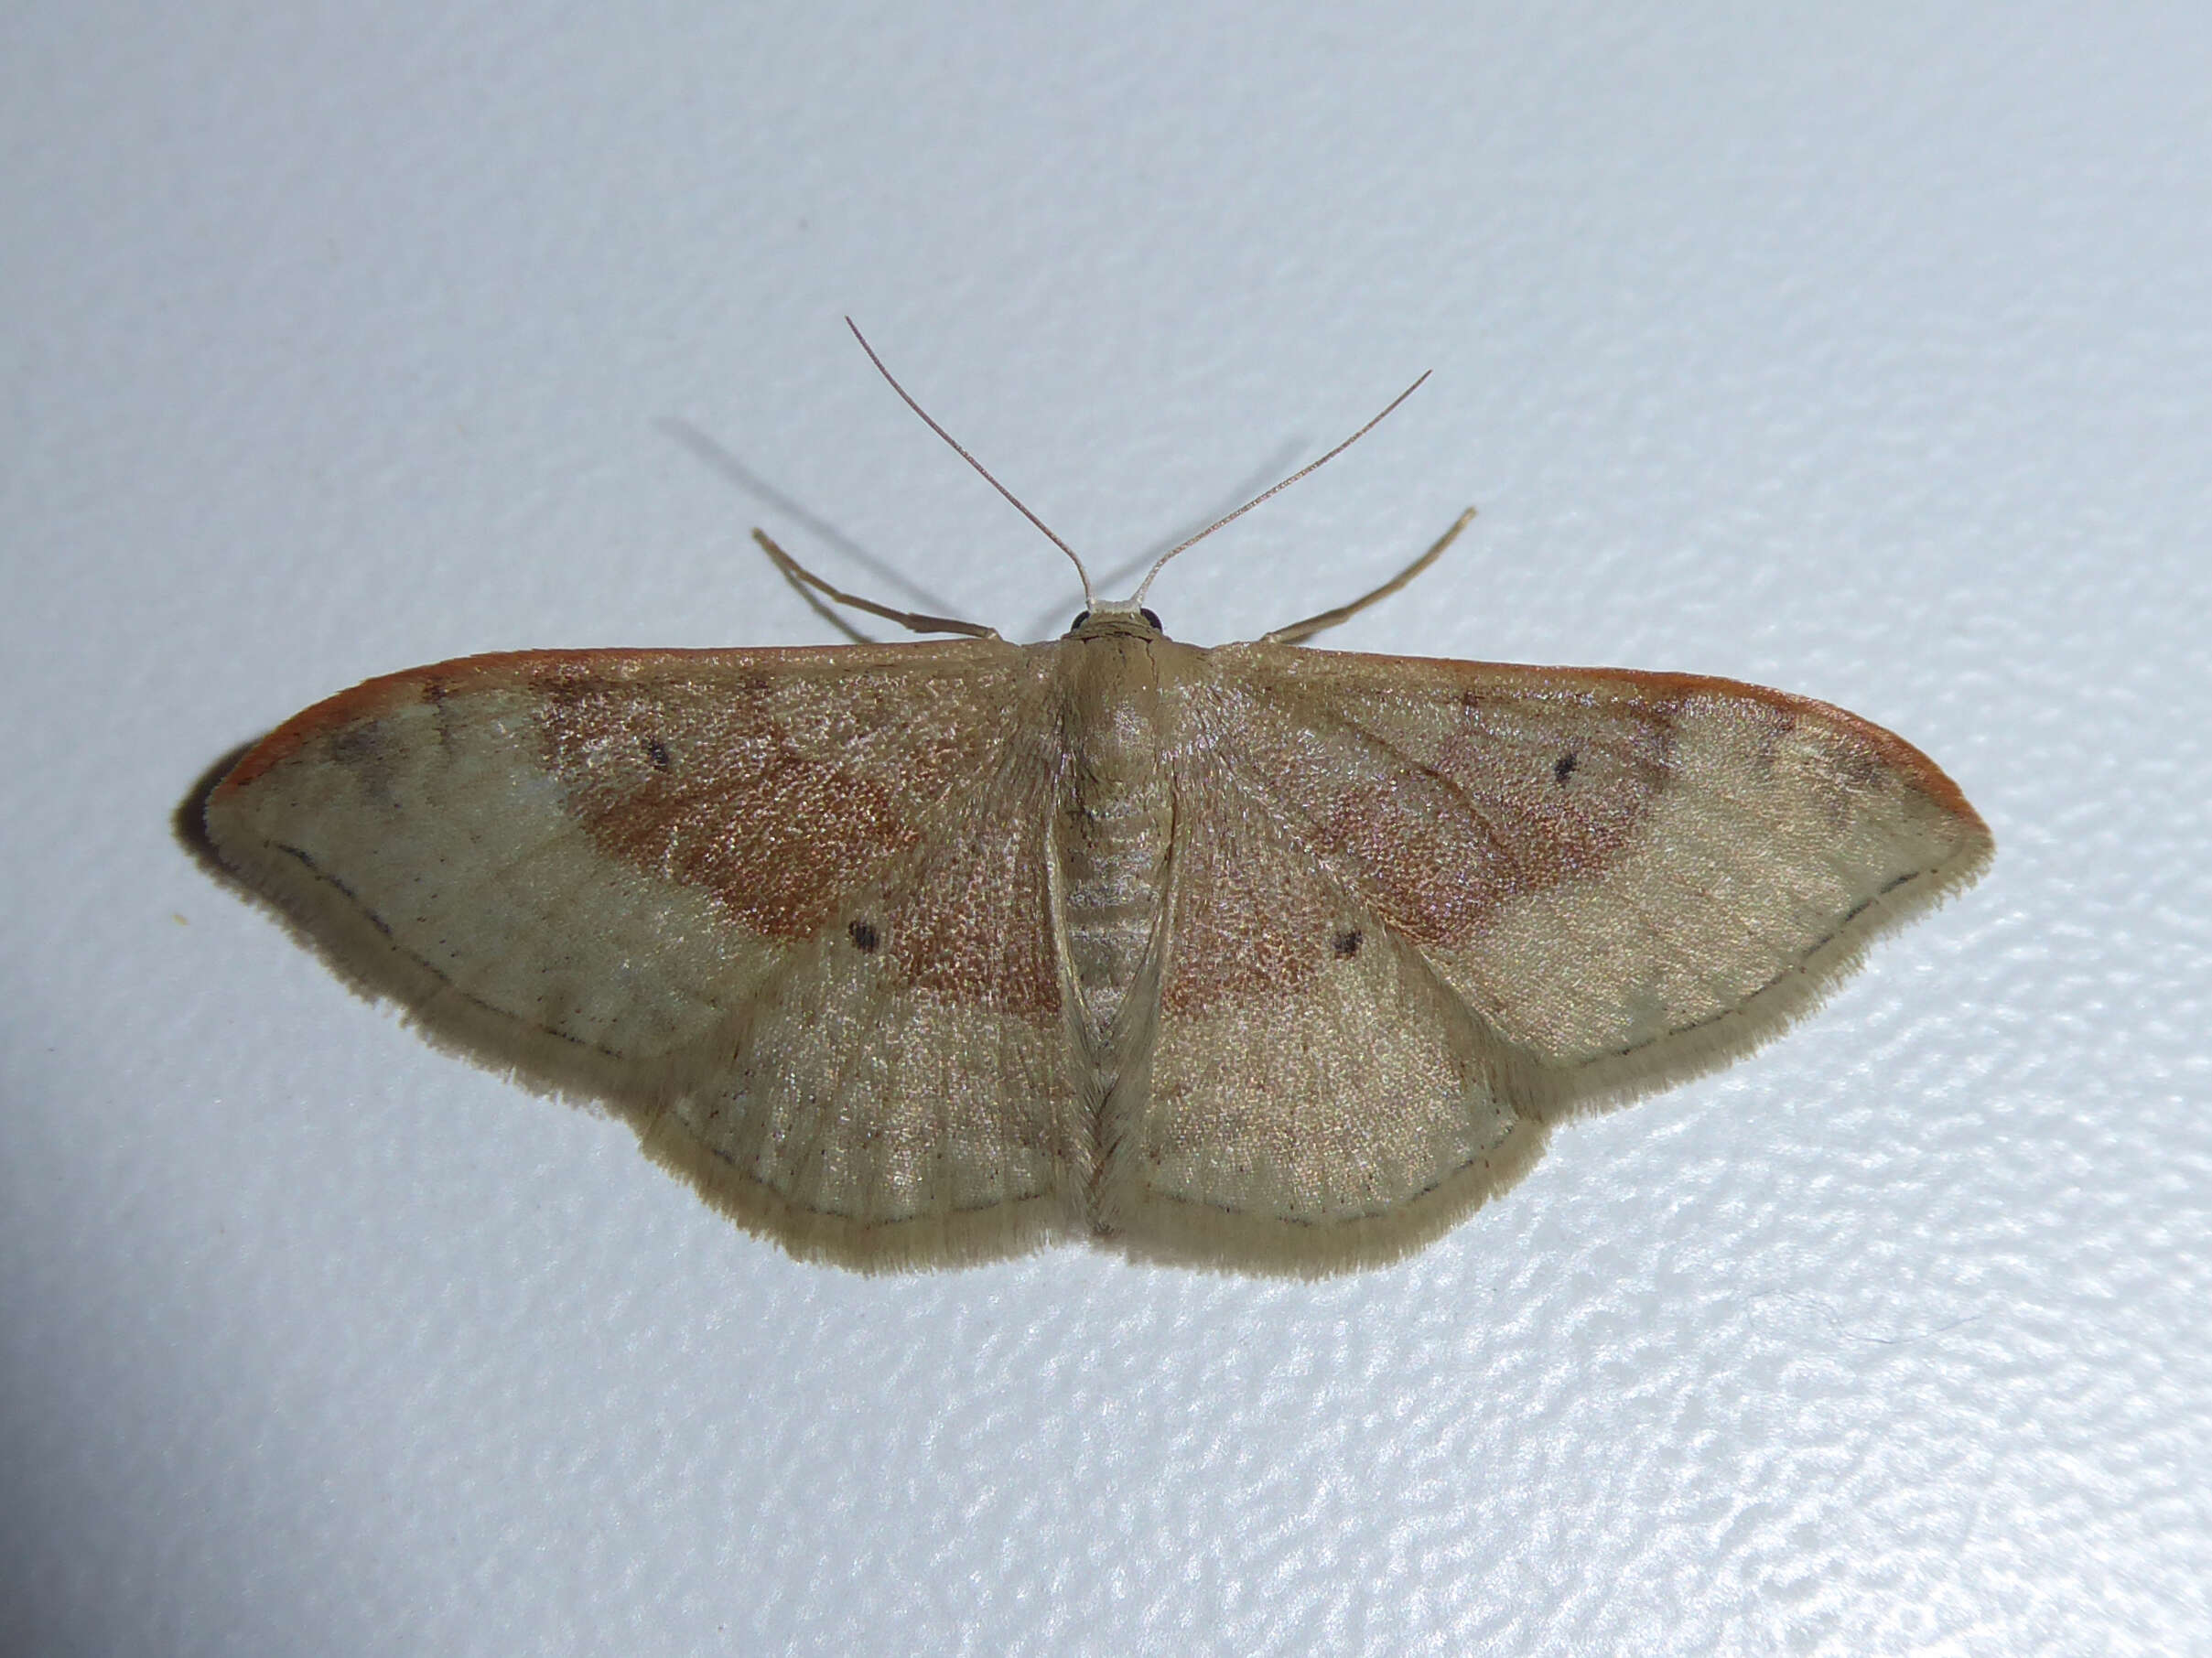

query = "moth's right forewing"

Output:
[[653, 661, 1082, 1268], [208, 652, 773, 1099], [205, 642, 1081, 1267]]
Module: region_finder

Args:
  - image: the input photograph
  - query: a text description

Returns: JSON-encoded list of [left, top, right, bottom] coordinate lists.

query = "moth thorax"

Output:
[[1053, 635, 1173, 1047]]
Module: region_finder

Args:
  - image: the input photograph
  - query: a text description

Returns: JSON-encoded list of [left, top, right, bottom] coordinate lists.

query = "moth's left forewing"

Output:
[[1202, 645, 1991, 1114], [1106, 656, 1547, 1272]]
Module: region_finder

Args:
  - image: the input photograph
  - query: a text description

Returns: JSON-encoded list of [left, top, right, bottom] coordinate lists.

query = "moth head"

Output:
[[1065, 599, 1167, 641]]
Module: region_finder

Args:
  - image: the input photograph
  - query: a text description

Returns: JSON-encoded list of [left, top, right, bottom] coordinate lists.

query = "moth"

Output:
[[204, 328, 1992, 1275]]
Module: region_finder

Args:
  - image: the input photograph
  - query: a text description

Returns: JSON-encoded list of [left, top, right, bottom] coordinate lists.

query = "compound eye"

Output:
[[1067, 609, 1090, 630], [1139, 608, 1163, 630]]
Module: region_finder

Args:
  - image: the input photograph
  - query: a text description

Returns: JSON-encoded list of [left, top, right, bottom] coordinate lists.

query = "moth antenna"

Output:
[[1129, 370, 1431, 608], [846, 318, 1098, 608]]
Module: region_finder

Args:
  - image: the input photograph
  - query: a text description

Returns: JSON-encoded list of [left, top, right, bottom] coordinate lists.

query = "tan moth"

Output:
[[203, 328, 1992, 1275]]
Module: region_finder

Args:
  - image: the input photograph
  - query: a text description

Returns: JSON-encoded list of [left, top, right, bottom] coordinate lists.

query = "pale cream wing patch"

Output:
[[1193, 644, 1993, 1113], [204, 642, 1079, 1268]]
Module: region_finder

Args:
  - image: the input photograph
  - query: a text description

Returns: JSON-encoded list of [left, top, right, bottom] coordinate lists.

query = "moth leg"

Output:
[[751, 529, 1003, 641], [1258, 507, 1476, 646]]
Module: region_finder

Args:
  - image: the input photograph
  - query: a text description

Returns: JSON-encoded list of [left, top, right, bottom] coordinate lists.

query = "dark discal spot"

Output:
[[1555, 750, 1578, 785], [848, 918, 879, 953], [1333, 928, 1363, 959], [642, 736, 673, 771]]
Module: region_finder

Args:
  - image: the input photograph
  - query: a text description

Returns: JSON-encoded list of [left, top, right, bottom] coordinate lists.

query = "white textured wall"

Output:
[[4, 4, 2206, 1653]]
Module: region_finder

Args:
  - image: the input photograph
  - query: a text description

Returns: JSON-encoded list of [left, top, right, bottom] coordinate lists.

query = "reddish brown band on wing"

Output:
[[1159, 652, 1985, 1018], [522, 653, 1060, 1017]]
